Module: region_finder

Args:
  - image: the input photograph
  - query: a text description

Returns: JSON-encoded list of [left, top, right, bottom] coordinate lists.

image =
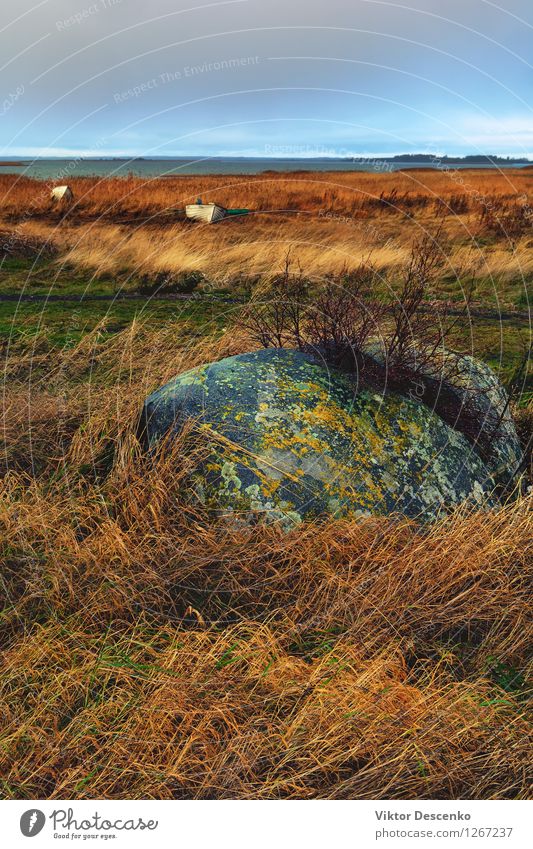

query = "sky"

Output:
[[1, 0, 532, 158]]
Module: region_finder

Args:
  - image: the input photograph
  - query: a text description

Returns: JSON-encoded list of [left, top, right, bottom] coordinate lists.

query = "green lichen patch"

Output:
[[142, 348, 500, 526]]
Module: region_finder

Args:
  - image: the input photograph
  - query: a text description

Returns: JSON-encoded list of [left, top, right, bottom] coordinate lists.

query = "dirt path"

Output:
[[0, 291, 529, 322]]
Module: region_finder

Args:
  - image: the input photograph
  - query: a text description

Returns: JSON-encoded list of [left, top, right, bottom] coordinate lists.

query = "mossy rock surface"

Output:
[[142, 348, 498, 527], [368, 343, 523, 489], [444, 354, 522, 488]]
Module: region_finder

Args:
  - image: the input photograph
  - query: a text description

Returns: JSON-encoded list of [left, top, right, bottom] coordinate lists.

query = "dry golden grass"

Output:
[[0, 321, 531, 800], [1, 170, 532, 300], [1, 169, 531, 219], [57, 219, 533, 288], [58, 219, 413, 281], [2, 214, 532, 312]]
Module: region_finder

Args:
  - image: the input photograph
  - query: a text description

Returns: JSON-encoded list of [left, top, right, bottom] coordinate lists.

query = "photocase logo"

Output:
[[20, 810, 46, 837]]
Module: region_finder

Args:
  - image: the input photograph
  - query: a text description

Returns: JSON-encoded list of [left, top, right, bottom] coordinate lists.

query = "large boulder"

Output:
[[140, 348, 503, 527]]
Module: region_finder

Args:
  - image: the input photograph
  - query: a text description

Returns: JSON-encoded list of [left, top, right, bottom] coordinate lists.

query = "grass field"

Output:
[[0, 172, 531, 799]]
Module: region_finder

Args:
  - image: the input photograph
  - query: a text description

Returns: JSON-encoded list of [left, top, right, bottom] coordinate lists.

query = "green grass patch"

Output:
[[0, 297, 231, 348]]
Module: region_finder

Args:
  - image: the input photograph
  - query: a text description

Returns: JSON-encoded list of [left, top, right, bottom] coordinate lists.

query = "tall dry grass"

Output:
[[1, 173, 531, 301], [0, 320, 531, 799], [1, 169, 531, 220], [3, 215, 533, 301]]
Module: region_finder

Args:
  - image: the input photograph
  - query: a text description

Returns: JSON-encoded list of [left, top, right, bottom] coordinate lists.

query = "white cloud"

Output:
[[456, 114, 533, 152]]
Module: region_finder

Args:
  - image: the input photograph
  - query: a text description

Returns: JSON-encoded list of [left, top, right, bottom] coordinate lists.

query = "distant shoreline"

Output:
[[1, 156, 530, 180], [1, 154, 530, 164]]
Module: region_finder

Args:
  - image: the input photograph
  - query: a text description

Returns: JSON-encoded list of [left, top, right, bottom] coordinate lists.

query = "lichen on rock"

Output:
[[140, 348, 514, 526]]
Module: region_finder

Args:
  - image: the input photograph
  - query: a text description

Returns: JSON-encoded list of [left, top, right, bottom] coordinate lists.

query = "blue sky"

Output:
[[1, 0, 532, 158]]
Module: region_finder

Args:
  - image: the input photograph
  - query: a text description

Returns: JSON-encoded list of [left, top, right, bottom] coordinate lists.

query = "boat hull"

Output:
[[185, 203, 227, 223]]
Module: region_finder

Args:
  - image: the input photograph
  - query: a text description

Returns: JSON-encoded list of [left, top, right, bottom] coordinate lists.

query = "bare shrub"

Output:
[[434, 193, 470, 215], [241, 254, 310, 348], [478, 197, 532, 242], [239, 231, 499, 457]]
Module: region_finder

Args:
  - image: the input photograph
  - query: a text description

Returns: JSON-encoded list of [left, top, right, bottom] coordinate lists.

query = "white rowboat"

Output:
[[185, 202, 227, 223]]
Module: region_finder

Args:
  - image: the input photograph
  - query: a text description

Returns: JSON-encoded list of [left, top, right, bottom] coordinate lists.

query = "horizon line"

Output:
[[2, 152, 532, 162]]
